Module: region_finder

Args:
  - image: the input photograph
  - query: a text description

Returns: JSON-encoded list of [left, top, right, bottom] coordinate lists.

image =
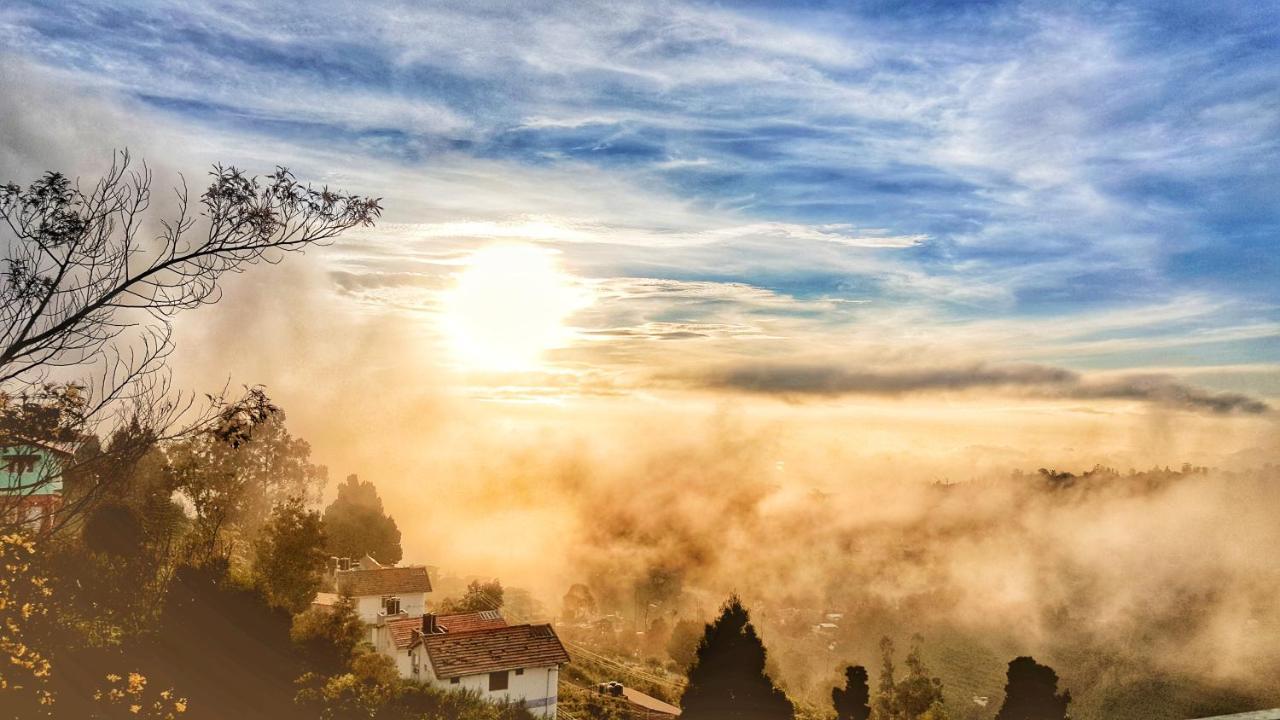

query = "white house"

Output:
[[378, 611, 570, 718], [314, 556, 432, 641]]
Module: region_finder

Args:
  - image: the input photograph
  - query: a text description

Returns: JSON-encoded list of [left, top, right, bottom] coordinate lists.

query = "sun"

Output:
[[441, 244, 589, 372]]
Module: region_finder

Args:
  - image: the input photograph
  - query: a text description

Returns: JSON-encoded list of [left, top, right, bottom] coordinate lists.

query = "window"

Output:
[[514, 668, 524, 676], [450, 678, 460, 685], [488, 671, 509, 691], [2, 454, 39, 475]]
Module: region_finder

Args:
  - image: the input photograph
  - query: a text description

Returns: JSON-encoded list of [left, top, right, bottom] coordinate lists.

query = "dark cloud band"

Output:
[[690, 362, 1271, 415]]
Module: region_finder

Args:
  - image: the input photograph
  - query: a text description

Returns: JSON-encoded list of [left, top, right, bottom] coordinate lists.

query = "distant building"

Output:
[[0, 441, 71, 532], [596, 682, 682, 719]]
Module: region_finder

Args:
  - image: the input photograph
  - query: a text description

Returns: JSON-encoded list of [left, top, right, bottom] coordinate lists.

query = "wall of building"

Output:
[[0, 444, 64, 495], [419, 660, 560, 718], [353, 591, 427, 624]]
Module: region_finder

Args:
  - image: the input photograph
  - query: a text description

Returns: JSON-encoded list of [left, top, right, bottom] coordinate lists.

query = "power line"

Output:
[[561, 639, 687, 691]]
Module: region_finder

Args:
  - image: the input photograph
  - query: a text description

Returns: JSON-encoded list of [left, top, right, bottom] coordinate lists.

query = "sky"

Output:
[[2, 0, 1279, 576]]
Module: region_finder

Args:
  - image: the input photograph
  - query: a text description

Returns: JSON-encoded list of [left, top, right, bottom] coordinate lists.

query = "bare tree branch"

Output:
[[0, 150, 382, 533]]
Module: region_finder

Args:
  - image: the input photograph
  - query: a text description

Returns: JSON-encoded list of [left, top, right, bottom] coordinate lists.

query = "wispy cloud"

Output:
[[2, 0, 1277, 407]]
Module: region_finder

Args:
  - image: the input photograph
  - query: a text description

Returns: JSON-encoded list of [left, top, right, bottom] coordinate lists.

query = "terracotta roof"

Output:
[[334, 566, 431, 596], [384, 612, 509, 650], [423, 624, 570, 678], [384, 615, 423, 649], [437, 610, 508, 634]]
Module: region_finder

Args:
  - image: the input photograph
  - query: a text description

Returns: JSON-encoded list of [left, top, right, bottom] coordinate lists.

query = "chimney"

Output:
[[422, 613, 440, 634]]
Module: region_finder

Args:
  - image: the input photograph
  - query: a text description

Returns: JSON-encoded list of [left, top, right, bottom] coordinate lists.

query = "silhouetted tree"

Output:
[[679, 595, 794, 720], [442, 579, 504, 613], [994, 657, 1070, 720], [321, 474, 402, 564], [291, 595, 367, 675], [834, 665, 871, 720], [0, 152, 380, 534], [82, 502, 145, 557], [252, 497, 328, 613], [141, 560, 302, 720], [668, 618, 705, 671]]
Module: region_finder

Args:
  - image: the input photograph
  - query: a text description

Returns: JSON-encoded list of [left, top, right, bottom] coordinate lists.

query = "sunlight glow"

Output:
[[442, 244, 589, 372]]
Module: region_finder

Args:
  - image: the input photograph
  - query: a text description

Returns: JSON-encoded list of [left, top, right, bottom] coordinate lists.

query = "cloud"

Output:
[[687, 361, 1272, 414]]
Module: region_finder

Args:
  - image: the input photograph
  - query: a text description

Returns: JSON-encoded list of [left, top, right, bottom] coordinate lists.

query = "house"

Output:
[[313, 565, 570, 716], [378, 611, 570, 717], [596, 682, 682, 719], [375, 610, 509, 678], [0, 441, 71, 532], [322, 555, 433, 625]]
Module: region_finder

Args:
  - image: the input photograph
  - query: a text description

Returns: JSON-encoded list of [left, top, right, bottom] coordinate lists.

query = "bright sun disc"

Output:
[[442, 244, 588, 372]]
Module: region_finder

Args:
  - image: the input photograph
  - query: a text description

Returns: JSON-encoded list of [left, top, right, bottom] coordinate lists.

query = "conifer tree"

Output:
[[833, 665, 871, 720], [994, 657, 1070, 720], [679, 595, 794, 720]]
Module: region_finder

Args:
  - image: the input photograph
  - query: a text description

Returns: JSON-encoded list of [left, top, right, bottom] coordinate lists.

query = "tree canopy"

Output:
[[253, 497, 329, 613], [679, 595, 794, 720], [0, 153, 379, 535], [833, 665, 871, 720], [321, 474, 402, 565], [995, 657, 1071, 720]]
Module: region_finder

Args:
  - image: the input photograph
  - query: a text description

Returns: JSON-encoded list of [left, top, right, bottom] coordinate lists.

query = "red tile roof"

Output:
[[384, 611, 509, 650], [437, 610, 508, 634], [384, 615, 423, 649], [423, 624, 570, 678], [334, 566, 432, 596]]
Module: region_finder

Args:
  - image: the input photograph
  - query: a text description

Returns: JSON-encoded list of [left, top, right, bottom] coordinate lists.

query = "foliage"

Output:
[[680, 595, 795, 720], [82, 503, 146, 558], [0, 384, 85, 445], [994, 657, 1070, 720], [321, 474, 402, 565], [167, 414, 326, 562], [668, 617, 705, 671], [291, 595, 366, 676], [252, 497, 328, 613], [872, 637, 948, 720], [834, 665, 871, 720], [295, 647, 399, 720], [561, 583, 597, 623], [0, 154, 378, 534], [0, 532, 54, 717], [90, 672, 187, 720], [441, 579, 504, 614], [142, 561, 302, 719]]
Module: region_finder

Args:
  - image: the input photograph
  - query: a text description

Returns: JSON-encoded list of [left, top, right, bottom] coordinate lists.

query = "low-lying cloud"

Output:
[[689, 361, 1272, 414]]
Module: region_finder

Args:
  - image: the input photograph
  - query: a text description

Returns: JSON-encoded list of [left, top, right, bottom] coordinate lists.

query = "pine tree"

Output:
[[994, 657, 1070, 720], [833, 665, 871, 720], [679, 595, 794, 720]]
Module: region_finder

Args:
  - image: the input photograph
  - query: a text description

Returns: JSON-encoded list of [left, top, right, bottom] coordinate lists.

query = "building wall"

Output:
[[0, 444, 64, 495], [352, 591, 427, 623], [415, 656, 560, 718]]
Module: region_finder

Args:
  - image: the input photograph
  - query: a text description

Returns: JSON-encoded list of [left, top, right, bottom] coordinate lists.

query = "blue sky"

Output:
[[2, 0, 1278, 410]]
